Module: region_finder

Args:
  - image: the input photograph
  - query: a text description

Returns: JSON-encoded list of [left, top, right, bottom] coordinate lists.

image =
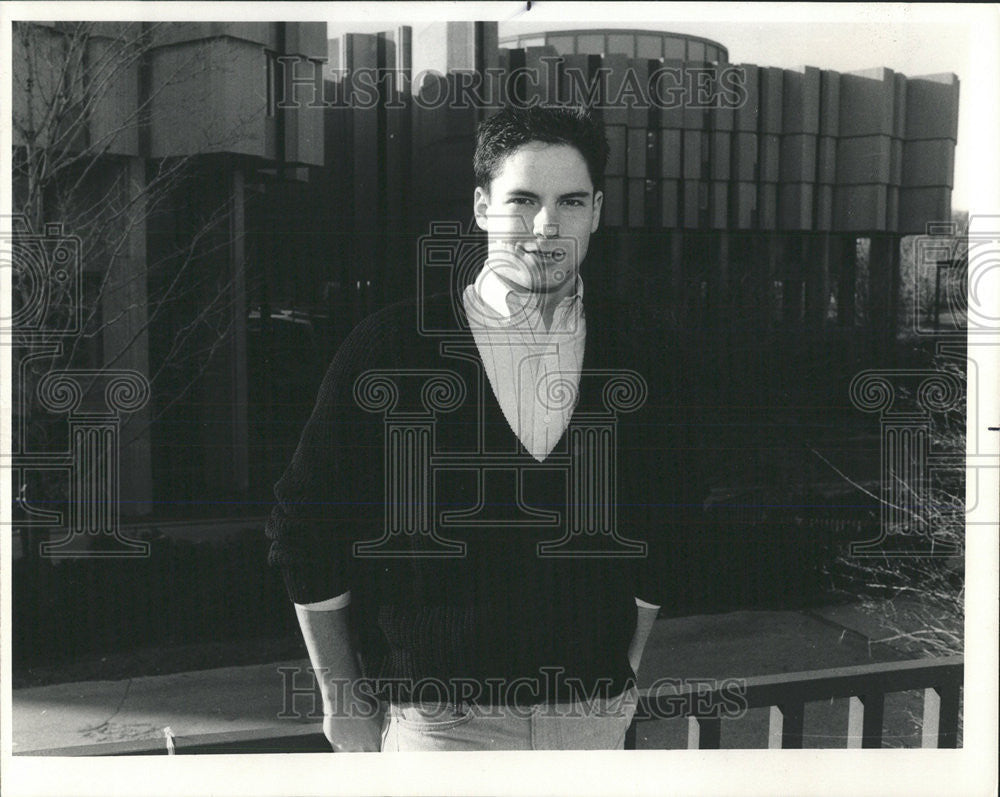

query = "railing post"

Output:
[[922, 682, 960, 748], [632, 657, 961, 751], [768, 702, 805, 749], [687, 716, 721, 749], [847, 693, 885, 748]]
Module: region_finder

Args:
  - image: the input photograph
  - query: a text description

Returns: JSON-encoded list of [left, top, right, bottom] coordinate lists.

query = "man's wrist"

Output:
[[320, 678, 379, 719]]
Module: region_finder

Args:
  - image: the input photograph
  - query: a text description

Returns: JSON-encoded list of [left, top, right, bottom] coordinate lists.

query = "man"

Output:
[[266, 106, 696, 751]]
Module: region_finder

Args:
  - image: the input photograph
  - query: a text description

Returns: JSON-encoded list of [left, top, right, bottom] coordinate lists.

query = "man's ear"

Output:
[[590, 190, 604, 233], [473, 186, 490, 232]]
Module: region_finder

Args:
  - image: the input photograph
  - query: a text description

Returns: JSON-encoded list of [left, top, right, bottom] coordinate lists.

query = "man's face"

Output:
[[474, 142, 603, 296]]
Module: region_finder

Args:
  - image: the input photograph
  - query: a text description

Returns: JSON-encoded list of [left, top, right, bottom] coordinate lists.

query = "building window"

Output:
[[608, 34, 635, 58], [663, 37, 685, 59], [637, 35, 662, 59], [548, 35, 574, 55], [577, 34, 605, 55]]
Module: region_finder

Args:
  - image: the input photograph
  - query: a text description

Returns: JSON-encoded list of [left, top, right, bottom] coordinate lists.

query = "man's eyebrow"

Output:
[[503, 189, 593, 199]]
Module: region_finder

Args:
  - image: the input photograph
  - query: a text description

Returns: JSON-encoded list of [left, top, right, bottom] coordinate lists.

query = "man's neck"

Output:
[[477, 266, 581, 332], [538, 278, 576, 331]]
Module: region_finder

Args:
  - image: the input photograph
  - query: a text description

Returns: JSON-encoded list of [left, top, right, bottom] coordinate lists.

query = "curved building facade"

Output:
[[499, 28, 728, 63]]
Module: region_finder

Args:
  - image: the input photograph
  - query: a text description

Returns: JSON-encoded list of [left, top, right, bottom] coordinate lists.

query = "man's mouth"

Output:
[[518, 246, 567, 264]]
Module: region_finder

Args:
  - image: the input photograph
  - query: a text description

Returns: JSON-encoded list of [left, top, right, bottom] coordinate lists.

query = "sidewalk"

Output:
[[11, 602, 930, 753]]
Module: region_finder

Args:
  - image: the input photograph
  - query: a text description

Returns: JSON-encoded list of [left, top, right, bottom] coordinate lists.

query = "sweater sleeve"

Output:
[[620, 331, 709, 609], [264, 310, 390, 604]]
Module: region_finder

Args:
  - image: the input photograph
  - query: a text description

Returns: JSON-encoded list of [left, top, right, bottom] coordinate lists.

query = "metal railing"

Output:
[[625, 655, 963, 749], [24, 655, 961, 755]]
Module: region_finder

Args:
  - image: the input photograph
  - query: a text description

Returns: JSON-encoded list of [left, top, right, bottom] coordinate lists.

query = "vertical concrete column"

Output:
[[229, 168, 250, 495], [445, 21, 498, 74], [101, 156, 153, 516], [868, 233, 901, 362], [713, 230, 731, 327], [804, 231, 833, 330], [761, 232, 781, 331], [837, 233, 857, 327], [381, 26, 412, 307]]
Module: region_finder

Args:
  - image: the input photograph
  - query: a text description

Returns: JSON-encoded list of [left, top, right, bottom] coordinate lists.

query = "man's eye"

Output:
[[507, 197, 533, 205], [562, 199, 585, 207]]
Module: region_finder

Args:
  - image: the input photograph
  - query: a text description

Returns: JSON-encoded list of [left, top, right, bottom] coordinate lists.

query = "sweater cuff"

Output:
[[280, 555, 350, 606], [296, 591, 351, 611]]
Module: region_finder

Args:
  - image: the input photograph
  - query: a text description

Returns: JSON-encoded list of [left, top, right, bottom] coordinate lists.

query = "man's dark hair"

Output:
[[473, 106, 610, 193]]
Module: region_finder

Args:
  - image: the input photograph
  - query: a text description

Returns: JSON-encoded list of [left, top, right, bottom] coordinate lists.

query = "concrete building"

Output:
[[499, 27, 728, 63], [11, 22, 326, 537], [12, 18, 959, 539]]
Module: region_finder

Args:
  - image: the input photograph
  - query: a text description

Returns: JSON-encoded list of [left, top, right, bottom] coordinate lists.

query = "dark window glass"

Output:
[[663, 37, 685, 59], [548, 35, 575, 55], [608, 34, 635, 58], [688, 41, 705, 62], [637, 35, 662, 59], [577, 34, 605, 55]]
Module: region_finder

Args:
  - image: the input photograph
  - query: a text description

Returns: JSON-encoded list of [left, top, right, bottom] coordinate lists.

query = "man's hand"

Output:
[[323, 714, 382, 752]]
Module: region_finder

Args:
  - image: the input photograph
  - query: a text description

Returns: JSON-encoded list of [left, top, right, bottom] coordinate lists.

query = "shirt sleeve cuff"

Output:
[[635, 596, 661, 610], [295, 590, 351, 611]]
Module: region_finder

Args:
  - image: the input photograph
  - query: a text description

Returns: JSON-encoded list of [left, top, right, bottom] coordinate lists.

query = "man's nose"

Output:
[[533, 205, 559, 238]]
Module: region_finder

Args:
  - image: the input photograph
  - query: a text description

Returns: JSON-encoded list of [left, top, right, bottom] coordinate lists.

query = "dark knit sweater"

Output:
[[265, 289, 705, 705]]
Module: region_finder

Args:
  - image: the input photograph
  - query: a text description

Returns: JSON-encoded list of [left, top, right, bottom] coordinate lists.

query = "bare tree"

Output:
[[814, 347, 965, 745], [11, 21, 263, 528]]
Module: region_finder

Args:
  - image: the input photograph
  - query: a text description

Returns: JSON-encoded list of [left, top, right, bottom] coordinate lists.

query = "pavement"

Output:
[[11, 600, 936, 753]]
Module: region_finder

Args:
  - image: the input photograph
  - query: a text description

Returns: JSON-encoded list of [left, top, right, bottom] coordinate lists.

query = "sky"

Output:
[[327, 2, 1000, 214]]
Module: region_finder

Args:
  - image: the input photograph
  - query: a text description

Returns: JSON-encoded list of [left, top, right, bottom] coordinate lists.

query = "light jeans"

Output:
[[380, 684, 639, 751]]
